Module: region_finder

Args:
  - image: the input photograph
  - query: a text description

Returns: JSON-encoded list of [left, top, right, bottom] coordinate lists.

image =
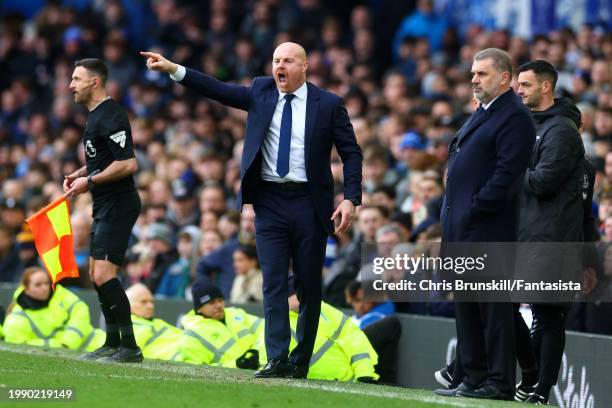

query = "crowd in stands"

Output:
[[0, 0, 611, 335]]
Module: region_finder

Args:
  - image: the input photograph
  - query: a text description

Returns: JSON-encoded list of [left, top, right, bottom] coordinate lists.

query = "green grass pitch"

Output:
[[0, 343, 527, 408]]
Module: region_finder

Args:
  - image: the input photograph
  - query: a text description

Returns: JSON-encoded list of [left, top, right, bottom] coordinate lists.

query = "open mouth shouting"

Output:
[[277, 72, 288, 86]]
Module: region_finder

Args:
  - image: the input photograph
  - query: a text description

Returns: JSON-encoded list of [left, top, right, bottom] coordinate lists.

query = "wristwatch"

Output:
[[87, 174, 95, 191], [348, 197, 361, 207], [87, 170, 100, 191]]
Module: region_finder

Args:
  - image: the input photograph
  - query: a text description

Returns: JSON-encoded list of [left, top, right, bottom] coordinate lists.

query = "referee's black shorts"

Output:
[[90, 191, 141, 266]]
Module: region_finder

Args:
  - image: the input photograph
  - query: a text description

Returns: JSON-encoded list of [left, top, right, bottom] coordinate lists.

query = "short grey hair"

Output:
[[474, 48, 513, 77], [391, 243, 417, 257], [375, 223, 403, 242]]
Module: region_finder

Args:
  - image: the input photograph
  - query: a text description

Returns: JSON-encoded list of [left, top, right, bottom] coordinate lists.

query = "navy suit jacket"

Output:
[[441, 89, 535, 242], [180, 68, 362, 234]]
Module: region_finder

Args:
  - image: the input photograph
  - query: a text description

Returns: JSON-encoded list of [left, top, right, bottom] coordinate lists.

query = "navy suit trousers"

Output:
[[253, 182, 327, 365]]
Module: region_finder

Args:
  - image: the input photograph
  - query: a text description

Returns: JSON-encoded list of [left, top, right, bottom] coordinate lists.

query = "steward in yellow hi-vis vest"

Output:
[[257, 296, 379, 382], [3, 267, 104, 351], [125, 283, 182, 360], [131, 315, 182, 360], [174, 281, 263, 368]]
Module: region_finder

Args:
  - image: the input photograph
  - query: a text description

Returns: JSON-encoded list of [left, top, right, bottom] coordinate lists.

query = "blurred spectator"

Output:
[[0, 223, 21, 282], [156, 225, 201, 299], [0, 198, 27, 235], [197, 205, 255, 298], [143, 222, 179, 293], [345, 280, 396, 330], [392, 0, 449, 58], [200, 229, 223, 257], [362, 144, 391, 193], [229, 244, 263, 304], [15, 226, 41, 276], [198, 184, 227, 216], [166, 178, 199, 232], [358, 223, 404, 283], [218, 210, 240, 241]]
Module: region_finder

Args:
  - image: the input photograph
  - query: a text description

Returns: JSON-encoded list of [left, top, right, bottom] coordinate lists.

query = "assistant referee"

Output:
[[64, 58, 142, 363]]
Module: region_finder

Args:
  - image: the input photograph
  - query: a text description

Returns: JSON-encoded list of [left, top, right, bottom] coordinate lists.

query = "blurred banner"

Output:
[[437, 0, 611, 38]]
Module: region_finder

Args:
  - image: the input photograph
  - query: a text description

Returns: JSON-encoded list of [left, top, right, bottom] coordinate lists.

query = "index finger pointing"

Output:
[[139, 51, 157, 59]]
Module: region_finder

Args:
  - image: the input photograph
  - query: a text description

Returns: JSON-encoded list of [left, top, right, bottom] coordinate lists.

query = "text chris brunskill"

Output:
[[372, 279, 582, 292]]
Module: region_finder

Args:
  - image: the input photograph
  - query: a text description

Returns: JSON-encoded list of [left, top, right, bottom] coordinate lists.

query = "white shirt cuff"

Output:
[[170, 65, 186, 82]]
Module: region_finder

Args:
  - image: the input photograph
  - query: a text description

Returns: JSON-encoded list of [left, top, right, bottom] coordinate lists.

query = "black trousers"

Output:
[[530, 304, 570, 396], [363, 316, 401, 384], [453, 301, 516, 392], [449, 303, 535, 387]]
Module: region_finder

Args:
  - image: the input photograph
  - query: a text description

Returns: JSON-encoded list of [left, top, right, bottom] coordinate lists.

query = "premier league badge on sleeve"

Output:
[[85, 140, 96, 157]]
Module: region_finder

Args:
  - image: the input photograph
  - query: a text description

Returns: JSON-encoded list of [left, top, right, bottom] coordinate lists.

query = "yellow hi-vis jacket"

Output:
[[257, 302, 379, 382], [174, 307, 263, 367], [3, 285, 104, 351], [132, 314, 183, 360]]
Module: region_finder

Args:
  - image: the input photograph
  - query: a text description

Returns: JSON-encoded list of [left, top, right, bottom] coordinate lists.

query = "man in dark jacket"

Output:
[[516, 60, 585, 404], [437, 48, 535, 401]]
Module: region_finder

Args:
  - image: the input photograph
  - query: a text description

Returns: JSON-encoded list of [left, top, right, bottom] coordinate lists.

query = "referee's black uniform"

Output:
[[84, 98, 141, 264], [81, 97, 142, 361]]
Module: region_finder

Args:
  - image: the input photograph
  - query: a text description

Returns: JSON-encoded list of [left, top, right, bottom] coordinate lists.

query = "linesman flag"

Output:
[[26, 196, 79, 286]]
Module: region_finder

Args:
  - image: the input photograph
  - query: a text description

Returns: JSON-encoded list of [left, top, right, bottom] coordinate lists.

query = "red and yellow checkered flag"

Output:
[[26, 196, 79, 286]]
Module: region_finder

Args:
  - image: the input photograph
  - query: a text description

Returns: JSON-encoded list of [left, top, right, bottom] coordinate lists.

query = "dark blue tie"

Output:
[[277, 94, 295, 178]]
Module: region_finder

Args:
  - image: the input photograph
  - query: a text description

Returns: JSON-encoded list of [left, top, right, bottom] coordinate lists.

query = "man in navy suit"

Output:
[[141, 42, 362, 378], [436, 48, 535, 400]]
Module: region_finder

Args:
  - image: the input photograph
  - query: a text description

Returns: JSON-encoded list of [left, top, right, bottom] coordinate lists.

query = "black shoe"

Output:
[[525, 393, 548, 404], [434, 367, 453, 389], [293, 364, 309, 379], [434, 383, 473, 397], [98, 346, 143, 363], [515, 381, 537, 402], [78, 345, 119, 361], [254, 359, 294, 378], [456, 384, 512, 400]]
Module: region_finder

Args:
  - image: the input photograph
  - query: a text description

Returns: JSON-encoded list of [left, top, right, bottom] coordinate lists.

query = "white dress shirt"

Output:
[[170, 65, 186, 81], [170, 66, 308, 182], [261, 82, 308, 182]]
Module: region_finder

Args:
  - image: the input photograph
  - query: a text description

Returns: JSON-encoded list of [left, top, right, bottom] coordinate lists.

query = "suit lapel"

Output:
[[458, 89, 516, 145], [256, 88, 279, 148], [458, 109, 490, 145], [304, 82, 320, 170]]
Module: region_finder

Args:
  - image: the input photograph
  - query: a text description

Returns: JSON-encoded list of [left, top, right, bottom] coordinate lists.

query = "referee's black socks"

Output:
[[94, 282, 120, 347], [98, 278, 139, 349]]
